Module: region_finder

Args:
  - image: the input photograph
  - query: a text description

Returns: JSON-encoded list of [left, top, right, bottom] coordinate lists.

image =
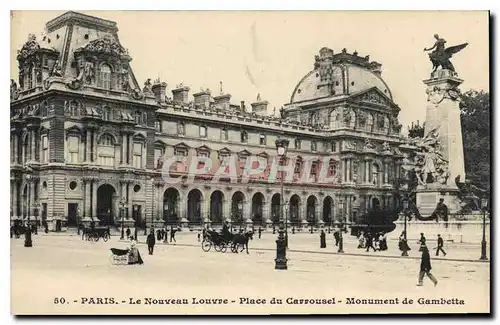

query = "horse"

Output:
[[231, 231, 253, 254]]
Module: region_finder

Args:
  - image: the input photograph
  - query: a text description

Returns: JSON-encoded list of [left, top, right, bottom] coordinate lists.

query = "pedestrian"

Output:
[[292, 226, 295, 234], [147, 228, 156, 255], [170, 227, 177, 243], [365, 233, 376, 252], [197, 230, 201, 242], [126, 226, 131, 239], [44, 222, 48, 234], [417, 244, 438, 286], [134, 227, 138, 241], [436, 234, 447, 256], [258, 227, 262, 239], [156, 229, 161, 241], [161, 228, 166, 241], [333, 229, 340, 246], [164, 228, 169, 244], [320, 230, 326, 248], [380, 233, 388, 251], [419, 233, 426, 251], [10, 225, 13, 238]]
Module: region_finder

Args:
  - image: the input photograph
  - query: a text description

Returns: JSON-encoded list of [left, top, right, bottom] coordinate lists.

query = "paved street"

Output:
[[11, 233, 489, 315]]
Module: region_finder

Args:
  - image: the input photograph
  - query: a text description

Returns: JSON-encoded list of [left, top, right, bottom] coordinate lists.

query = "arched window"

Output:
[[134, 111, 142, 125], [372, 163, 380, 186], [98, 64, 112, 89], [41, 134, 49, 163], [98, 134, 115, 166]]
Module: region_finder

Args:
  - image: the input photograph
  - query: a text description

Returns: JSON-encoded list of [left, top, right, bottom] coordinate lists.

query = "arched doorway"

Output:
[[251, 192, 265, 225], [97, 184, 116, 226], [289, 194, 301, 225], [306, 195, 318, 225], [210, 190, 224, 223], [323, 196, 334, 226], [231, 191, 245, 224], [187, 189, 203, 223], [164, 188, 180, 225], [372, 197, 381, 211], [270, 193, 281, 223]]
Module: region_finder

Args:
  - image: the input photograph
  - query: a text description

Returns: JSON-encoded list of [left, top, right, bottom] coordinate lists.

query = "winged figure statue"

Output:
[[424, 34, 468, 73]]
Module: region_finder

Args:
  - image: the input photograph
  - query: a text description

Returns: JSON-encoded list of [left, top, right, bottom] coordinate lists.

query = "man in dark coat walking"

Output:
[[333, 229, 340, 246], [126, 226, 131, 239], [146, 228, 156, 255], [170, 226, 177, 243], [417, 244, 438, 286], [365, 232, 376, 252], [258, 227, 262, 239], [436, 234, 447, 256]]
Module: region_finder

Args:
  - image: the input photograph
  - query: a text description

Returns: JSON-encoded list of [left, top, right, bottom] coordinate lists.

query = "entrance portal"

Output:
[[96, 184, 116, 226]]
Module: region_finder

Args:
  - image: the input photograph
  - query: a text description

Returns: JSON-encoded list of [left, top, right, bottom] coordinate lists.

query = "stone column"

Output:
[[244, 199, 252, 222], [158, 185, 163, 222], [12, 135, 18, 163], [128, 135, 133, 165], [223, 199, 229, 221], [364, 160, 369, 183], [127, 183, 133, 219], [384, 162, 389, 184], [91, 181, 98, 218]]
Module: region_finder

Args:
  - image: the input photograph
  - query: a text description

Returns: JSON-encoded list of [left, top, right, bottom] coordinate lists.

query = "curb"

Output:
[[117, 240, 489, 264]]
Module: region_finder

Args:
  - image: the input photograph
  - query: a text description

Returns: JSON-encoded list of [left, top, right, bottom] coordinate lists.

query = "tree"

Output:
[[407, 121, 425, 138], [459, 90, 490, 193], [407, 90, 490, 194]]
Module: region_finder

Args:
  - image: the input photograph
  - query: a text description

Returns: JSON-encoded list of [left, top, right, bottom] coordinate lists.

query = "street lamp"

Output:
[[338, 198, 344, 253], [479, 196, 488, 261], [24, 171, 33, 247], [275, 135, 289, 270], [237, 201, 243, 231], [284, 201, 289, 249], [120, 198, 126, 240], [401, 198, 409, 256], [147, 177, 155, 236]]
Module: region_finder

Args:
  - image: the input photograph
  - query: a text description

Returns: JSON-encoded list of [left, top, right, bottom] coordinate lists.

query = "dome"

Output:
[[290, 48, 393, 104]]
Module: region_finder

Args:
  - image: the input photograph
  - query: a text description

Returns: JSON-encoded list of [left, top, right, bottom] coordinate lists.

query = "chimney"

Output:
[[213, 93, 231, 110], [251, 99, 269, 116], [193, 89, 211, 109], [172, 86, 190, 104], [151, 81, 167, 103]]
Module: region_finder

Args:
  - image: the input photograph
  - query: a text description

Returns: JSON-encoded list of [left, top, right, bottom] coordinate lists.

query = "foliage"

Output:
[[459, 90, 490, 193], [407, 121, 425, 138]]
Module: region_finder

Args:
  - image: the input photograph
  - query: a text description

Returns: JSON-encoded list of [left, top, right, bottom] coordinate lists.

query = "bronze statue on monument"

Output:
[[424, 34, 468, 73]]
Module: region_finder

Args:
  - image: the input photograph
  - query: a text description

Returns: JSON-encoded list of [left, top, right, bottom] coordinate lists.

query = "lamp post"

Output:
[[77, 207, 81, 235], [479, 196, 488, 261], [284, 201, 289, 248], [275, 135, 289, 270], [238, 201, 243, 231], [33, 202, 40, 234], [120, 198, 126, 240], [24, 170, 33, 247], [401, 198, 409, 256], [338, 198, 344, 253], [147, 177, 155, 235]]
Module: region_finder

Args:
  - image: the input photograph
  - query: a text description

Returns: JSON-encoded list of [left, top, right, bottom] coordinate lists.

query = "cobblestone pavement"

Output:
[[11, 235, 490, 315]]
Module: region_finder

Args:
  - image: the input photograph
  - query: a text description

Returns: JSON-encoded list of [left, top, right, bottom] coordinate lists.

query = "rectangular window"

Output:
[[221, 129, 228, 141], [41, 135, 48, 163], [177, 122, 185, 135], [67, 136, 79, 164], [154, 148, 164, 169], [331, 141, 337, 152], [259, 134, 266, 145], [295, 139, 301, 149], [133, 142, 143, 168], [241, 131, 248, 143], [155, 120, 162, 133], [311, 141, 317, 152], [200, 126, 207, 138], [174, 148, 188, 157]]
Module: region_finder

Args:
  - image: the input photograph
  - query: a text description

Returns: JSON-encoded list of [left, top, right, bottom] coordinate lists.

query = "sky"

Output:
[[10, 10, 489, 133]]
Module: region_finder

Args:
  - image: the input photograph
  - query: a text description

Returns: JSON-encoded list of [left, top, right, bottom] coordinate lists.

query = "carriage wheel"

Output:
[[102, 234, 109, 242], [109, 255, 120, 265], [219, 242, 227, 253], [231, 244, 237, 253], [93, 234, 100, 242], [214, 243, 222, 252], [201, 240, 212, 252]]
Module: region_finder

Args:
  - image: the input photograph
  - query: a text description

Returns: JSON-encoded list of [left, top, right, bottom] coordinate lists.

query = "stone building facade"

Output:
[[10, 11, 410, 231]]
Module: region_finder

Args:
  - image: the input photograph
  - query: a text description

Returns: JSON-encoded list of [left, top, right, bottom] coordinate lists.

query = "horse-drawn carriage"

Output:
[[201, 229, 253, 254], [82, 226, 110, 242]]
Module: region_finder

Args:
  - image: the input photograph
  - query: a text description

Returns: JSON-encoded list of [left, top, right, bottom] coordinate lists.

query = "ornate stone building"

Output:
[[10, 12, 410, 231]]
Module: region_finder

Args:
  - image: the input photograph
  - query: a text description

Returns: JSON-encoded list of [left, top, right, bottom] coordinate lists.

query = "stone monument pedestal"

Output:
[[416, 69, 466, 216]]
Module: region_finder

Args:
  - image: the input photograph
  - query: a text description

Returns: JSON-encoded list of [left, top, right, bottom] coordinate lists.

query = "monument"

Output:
[[415, 35, 468, 215]]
